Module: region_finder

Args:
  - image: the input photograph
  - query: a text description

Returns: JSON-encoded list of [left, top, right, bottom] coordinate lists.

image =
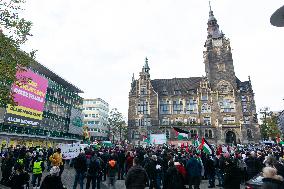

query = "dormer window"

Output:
[[174, 90, 181, 95]]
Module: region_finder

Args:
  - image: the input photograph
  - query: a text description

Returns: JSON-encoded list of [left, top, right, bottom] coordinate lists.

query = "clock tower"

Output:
[[203, 4, 237, 91]]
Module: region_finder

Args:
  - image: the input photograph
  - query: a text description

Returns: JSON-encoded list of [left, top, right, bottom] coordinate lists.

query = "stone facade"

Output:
[[128, 8, 260, 144]]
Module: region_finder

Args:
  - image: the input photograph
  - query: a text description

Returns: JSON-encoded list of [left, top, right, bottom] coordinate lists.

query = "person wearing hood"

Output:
[[125, 157, 148, 189], [262, 166, 284, 189], [40, 166, 65, 189]]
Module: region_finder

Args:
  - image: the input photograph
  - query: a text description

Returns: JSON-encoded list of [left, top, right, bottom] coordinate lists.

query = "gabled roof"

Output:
[[150, 77, 202, 95]]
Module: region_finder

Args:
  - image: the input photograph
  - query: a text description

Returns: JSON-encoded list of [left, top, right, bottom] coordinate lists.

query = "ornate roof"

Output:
[[150, 77, 202, 95]]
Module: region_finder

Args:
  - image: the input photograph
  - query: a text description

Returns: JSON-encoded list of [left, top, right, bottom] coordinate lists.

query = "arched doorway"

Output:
[[225, 131, 236, 144]]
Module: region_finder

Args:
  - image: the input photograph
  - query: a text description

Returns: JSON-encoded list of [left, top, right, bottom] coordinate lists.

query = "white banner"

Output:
[[58, 142, 81, 159], [150, 134, 167, 145]]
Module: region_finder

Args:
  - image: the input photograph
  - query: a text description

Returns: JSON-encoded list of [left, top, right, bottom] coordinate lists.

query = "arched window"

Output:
[[205, 129, 213, 138], [190, 129, 198, 138], [217, 80, 233, 94], [247, 129, 253, 139], [201, 103, 211, 113]]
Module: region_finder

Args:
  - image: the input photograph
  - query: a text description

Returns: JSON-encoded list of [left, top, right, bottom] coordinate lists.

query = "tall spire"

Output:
[[207, 2, 223, 39], [142, 56, 150, 73]]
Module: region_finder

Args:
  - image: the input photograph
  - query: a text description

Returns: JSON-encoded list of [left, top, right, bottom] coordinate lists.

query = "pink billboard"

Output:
[[12, 69, 48, 112], [5, 69, 48, 123]]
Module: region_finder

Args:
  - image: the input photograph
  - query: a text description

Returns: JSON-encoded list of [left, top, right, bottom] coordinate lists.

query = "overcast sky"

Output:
[[22, 0, 284, 118]]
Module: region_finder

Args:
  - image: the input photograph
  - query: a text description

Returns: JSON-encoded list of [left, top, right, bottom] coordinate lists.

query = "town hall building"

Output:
[[128, 7, 260, 144]]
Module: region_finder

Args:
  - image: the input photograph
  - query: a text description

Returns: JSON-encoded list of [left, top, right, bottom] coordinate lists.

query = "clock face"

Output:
[[213, 39, 222, 47]]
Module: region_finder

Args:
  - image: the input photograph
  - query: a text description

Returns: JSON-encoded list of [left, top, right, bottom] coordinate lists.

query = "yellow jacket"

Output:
[[49, 152, 63, 166]]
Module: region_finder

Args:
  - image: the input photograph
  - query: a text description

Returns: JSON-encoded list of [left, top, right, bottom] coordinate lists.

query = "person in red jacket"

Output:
[[125, 151, 134, 174]]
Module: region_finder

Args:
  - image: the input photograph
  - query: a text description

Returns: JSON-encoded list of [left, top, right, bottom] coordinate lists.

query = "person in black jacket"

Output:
[[206, 155, 216, 188], [72, 153, 87, 189], [10, 164, 30, 189], [40, 166, 65, 189], [125, 157, 148, 189], [163, 161, 185, 189], [223, 158, 242, 189], [86, 153, 102, 189], [245, 151, 262, 180], [144, 155, 158, 189]]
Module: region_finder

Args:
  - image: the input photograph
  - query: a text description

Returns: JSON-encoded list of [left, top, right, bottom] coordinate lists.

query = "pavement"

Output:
[[0, 164, 246, 189]]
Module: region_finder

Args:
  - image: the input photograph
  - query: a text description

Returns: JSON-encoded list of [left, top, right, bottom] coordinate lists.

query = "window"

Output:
[[136, 118, 151, 126], [241, 95, 247, 102], [201, 103, 211, 113], [88, 121, 95, 125], [190, 129, 198, 138], [161, 118, 169, 125], [205, 129, 213, 138], [223, 116, 235, 124], [189, 117, 197, 124], [219, 98, 235, 112], [84, 114, 88, 118], [174, 90, 181, 95], [160, 100, 171, 114], [244, 116, 250, 124], [137, 100, 149, 115], [140, 86, 147, 95], [173, 100, 183, 114], [92, 114, 96, 118], [204, 116, 211, 125], [186, 99, 198, 113], [242, 103, 248, 112], [201, 94, 208, 101]]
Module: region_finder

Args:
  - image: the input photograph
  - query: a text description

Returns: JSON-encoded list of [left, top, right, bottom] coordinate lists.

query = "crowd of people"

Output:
[[0, 143, 284, 189]]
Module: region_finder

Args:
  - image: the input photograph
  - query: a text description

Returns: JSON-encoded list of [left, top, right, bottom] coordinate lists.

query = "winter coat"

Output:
[[223, 162, 242, 189], [73, 154, 87, 173], [125, 165, 148, 189], [10, 170, 30, 189], [186, 157, 202, 177], [40, 175, 65, 189], [144, 159, 157, 180], [245, 157, 261, 179], [49, 152, 63, 166], [126, 156, 134, 173], [206, 158, 216, 175], [262, 177, 284, 189], [274, 163, 284, 179], [163, 166, 185, 189]]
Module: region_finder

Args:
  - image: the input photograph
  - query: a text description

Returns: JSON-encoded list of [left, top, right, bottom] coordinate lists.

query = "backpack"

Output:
[[88, 157, 101, 175]]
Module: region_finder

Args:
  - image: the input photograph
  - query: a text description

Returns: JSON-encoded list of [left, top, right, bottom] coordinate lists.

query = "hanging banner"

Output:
[[4, 69, 48, 127], [58, 142, 80, 159], [150, 134, 167, 145]]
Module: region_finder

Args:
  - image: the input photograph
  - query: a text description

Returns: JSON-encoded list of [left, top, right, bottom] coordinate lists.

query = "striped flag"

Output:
[[199, 137, 213, 154], [173, 127, 189, 140], [193, 135, 200, 147]]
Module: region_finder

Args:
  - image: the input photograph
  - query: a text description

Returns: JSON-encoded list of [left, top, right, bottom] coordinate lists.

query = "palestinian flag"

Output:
[[173, 127, 189, 140], [193, 135, 200, 147], [199, 138, 213, 154]]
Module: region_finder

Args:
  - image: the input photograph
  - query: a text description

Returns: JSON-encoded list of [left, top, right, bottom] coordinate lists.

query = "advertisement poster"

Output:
[[58, 142, 81, 159], [150, 134, 167, 145], [4, 69, 48, 127]]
